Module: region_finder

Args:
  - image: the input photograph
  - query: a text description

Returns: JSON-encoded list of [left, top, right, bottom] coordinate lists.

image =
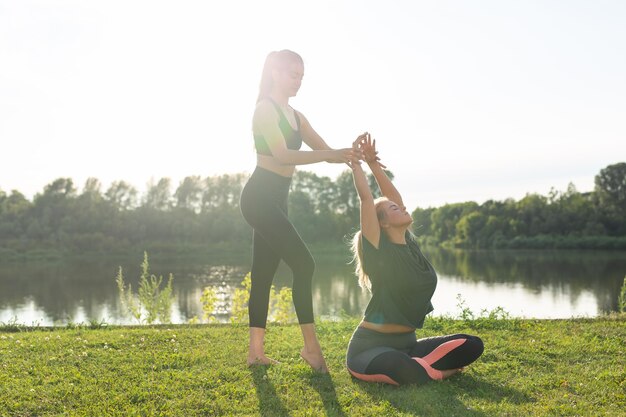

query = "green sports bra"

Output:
[[254, 99, 303, 156]]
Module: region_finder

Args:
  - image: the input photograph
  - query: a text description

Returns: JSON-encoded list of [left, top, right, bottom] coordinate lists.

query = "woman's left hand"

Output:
[[359, 133, 386, 169]]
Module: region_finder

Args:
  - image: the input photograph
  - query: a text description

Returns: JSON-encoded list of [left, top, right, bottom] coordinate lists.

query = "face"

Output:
[[273, 61, 304, 98], [379, 200, 412, 229]]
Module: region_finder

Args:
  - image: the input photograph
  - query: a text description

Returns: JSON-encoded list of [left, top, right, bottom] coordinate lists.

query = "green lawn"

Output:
[[1, 316, 624, 416]]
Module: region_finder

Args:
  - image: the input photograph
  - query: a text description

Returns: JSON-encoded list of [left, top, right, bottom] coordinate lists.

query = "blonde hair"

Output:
[[349, 197, 389, 291]]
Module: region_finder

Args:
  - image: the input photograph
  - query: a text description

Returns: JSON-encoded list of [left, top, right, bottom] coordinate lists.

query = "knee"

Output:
[[293, 255, 315, 281], [463, 334, 484, 359], [249, 277, 273, 297]]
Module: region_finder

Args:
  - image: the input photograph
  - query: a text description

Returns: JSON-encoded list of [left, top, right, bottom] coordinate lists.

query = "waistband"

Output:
[[250, 166, 292, 188], [346, 326, 417, 373], [350, 326, 417, 346]]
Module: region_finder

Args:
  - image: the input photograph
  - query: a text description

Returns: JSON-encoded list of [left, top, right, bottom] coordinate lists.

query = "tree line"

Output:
[[414, 162, 626, 249], [1, 163, 625, 257]]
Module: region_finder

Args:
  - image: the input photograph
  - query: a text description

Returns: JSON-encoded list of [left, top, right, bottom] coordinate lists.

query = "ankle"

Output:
[[302, 344, 323, 354]]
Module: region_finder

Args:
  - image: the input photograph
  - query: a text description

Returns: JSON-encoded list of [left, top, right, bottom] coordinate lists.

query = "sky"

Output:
[[1, 0, 625, 210]]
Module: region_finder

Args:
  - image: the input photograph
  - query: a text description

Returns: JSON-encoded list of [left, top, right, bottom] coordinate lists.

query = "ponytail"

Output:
[[350, 230, 371, 292], [349, 197, 391, 292]]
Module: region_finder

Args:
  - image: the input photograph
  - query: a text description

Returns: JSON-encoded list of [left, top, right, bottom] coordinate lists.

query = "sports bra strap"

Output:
[[267, 98, 300, 130]]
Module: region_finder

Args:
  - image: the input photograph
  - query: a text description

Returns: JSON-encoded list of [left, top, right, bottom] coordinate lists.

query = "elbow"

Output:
[[270, 149, 291, 165]]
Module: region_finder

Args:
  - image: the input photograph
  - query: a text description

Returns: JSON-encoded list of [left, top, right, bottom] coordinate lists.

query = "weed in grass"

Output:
[[88, 318, 108, 329], [617, 277, 626, 313], [450, 294, 522, 331], [229, 273, 252, 324], [269, 285, 296, 324], [456, 293, 476, 321], [116, 251, 174, 324], [200, 286, 219, 323], [0, 316, 28, 332], [225, 272, 296, 324]]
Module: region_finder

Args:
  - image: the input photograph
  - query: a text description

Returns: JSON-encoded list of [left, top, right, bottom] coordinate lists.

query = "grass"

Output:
[[1, 316, 625, 416]]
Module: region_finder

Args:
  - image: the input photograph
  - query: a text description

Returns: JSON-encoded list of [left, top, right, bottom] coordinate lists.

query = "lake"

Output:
[[1, 248, 625, 326]]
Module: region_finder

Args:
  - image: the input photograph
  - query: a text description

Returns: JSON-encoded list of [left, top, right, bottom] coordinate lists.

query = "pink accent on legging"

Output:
[[421, 338, 467, 365], [348, 368, 399, 386], [412, 357, 444, 380]]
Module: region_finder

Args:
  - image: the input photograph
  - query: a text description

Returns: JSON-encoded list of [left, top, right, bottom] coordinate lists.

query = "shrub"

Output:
[[116, 251, 174, 324]]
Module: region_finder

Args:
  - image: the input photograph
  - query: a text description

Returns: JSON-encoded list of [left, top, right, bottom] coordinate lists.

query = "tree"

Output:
[[594, 162, 626, 235], [143, 178, 172, 211], [105, 180, 138, 211], [0, 189, 31, 239], [31, 178, 77, 242], [174, 175, 203, 212], [291, 170, 338, 215], [81, 178, 103, 202], [39, 178, 76, 199], [411, 206, 434, 236], [202, 174, 246, 211], [456, 211, 486, 247], [516, 193, 548, 236], [430, 202, 479, 243], [595, 162, 626, 209]]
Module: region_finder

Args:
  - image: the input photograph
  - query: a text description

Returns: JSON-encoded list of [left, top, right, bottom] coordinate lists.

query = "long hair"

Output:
[[349, 197, 390, 292], [256, 49, 303, 103]]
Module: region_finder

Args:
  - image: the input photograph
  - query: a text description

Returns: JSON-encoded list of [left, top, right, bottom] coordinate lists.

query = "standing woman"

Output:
[[240, 49, 360, 372], [345, 133, 484, 385]]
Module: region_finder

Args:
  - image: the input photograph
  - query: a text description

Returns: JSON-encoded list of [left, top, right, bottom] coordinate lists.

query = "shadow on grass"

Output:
[[307, 372, 349, 417], [249, 366, 291, 417], [354, 372, 531, 417]]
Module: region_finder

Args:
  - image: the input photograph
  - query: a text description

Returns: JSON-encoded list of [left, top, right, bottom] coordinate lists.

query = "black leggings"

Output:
[[347, 327, 484, 386], [239, 166, 315, 328]]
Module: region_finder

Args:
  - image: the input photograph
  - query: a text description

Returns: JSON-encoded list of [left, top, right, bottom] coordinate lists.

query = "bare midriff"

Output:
[[359, 320, 415, 334], [256, 154, 295, 178]]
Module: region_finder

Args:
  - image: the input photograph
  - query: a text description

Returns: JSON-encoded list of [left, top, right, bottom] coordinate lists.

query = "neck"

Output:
[[268, 92, 289, 107], [385, 227, 407, 244]]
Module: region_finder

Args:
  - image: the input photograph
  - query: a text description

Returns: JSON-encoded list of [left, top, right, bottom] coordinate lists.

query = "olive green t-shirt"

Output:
[[361, 230, 437, 328]]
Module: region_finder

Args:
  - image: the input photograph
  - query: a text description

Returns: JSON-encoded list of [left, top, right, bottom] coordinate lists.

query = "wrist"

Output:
[[351, 160, 364, 170]]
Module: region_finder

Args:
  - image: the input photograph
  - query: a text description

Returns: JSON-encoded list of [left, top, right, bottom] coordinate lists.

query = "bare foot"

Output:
[[247, 355, 280, 367], [440, 367, 464, 379], [300, 349, 328, 373]]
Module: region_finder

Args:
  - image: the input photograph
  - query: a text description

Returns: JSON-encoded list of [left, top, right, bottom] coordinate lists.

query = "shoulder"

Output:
[[253, 100, 279, 124], [406, 231, 421, 249], [255, 99, 278, 114], [362, 232, 388, 255], [294, 109, 309, 125]]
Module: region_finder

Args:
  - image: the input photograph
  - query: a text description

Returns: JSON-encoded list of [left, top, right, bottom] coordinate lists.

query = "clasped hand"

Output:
[[350, 132, 386, 169]]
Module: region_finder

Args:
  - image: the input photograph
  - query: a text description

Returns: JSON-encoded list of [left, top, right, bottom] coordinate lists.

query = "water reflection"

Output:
[[423, 248, 625, 315], [0, 248, 624, 325]]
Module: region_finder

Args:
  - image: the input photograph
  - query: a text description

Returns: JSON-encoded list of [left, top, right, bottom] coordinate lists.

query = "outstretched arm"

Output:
[[253, 101, 358, 165], [361, 133, 405, 210], [351, 135, 381, 248]]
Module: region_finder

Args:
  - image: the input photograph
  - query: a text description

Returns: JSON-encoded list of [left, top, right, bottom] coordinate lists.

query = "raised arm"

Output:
[[253, 101, 356, 165], [361, 133, 405, 210], [351, 135, 381, 248]]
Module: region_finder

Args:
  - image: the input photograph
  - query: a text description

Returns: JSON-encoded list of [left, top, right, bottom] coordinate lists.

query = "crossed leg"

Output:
[[352, 334, 484, 386]]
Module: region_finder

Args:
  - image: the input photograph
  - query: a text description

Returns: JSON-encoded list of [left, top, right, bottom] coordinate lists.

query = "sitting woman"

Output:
[[345, 133, 484, 386]]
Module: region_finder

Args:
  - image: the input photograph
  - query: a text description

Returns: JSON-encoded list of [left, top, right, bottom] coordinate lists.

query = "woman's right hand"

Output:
[[325, 147, 362, 165], [360, 133, 386, 168]]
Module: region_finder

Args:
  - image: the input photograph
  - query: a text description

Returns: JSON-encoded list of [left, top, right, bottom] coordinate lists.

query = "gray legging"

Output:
[[346, 326, 484, 385], [239, 166, 315, 328]]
